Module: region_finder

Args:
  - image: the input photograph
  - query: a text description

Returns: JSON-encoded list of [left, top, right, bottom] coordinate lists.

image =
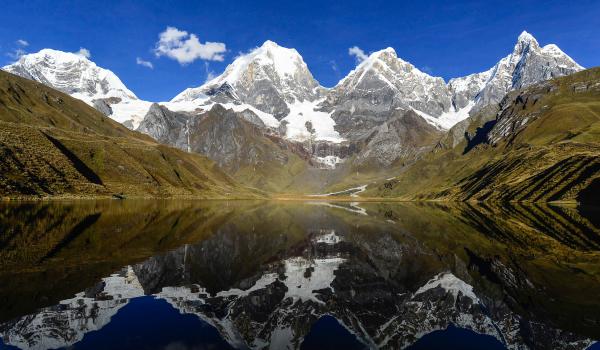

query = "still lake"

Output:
[[0, 200, 599, 350]]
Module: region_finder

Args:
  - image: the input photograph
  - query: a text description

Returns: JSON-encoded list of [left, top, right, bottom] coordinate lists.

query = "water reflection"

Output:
[[0, 200, 599, 349]]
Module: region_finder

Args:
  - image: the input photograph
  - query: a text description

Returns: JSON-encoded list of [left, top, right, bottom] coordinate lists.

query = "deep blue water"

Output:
[[406, 324, 506, 350]]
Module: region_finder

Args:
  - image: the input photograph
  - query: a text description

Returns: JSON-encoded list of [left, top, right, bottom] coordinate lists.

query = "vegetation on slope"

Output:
[[366, 67, 600, 203], [0, 70, 260, 199]]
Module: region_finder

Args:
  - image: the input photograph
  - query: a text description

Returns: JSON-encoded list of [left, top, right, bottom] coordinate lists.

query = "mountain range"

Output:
[[1, 31, 597, 200], [3, 31, 581, 135]]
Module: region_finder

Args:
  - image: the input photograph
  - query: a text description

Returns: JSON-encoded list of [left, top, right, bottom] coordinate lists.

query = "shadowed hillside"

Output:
[[0, 70, 260, 199]]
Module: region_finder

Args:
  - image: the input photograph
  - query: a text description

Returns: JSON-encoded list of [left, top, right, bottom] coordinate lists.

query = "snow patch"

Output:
[[109, 99, 153, 128], [414, 272, 479, 302], [316, 155, 344, 169], [412, 101, 475, 130], [283, 257, 345, 304], [281, 100, 344, 143], [314, 230, 342, 245]]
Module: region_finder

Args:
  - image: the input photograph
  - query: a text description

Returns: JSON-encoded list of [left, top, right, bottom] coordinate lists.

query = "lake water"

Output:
[[0, 200, 599, 350]]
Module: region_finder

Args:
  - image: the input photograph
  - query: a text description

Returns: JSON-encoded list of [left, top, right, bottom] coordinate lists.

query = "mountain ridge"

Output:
[[0, 32, 594, 199], [3, 31, 583, 135]]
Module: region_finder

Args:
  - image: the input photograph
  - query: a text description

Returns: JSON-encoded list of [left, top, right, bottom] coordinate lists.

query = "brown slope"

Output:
[[0, 70, 259, 199]]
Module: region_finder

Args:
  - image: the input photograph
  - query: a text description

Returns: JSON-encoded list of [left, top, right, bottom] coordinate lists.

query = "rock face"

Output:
[[186, 105, 295, 172], [354, 110, 443, 167], [172, 40, 324, 120], [137, 104, 308, 174], [137, 103, 191, 151], [449, 31, 583, 113], [321, 47, 454, 139]]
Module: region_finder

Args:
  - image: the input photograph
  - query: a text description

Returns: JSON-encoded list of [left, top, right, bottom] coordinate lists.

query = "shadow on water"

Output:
[[0, 200, 599, 349]]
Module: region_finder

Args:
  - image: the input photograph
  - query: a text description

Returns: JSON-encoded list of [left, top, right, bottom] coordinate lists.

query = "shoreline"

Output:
[[0, 194, 584, 205]]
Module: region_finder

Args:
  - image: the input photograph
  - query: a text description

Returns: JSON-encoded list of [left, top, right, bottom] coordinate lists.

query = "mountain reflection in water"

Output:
[[0, 200, 599, 350]]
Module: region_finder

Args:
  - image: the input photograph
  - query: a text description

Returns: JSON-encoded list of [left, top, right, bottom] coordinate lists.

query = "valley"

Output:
[[0, 31, 597, 202]]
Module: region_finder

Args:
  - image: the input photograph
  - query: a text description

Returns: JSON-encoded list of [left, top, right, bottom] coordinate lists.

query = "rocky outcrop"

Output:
[[354, 110, 443, 167], [136, 103, 191, 150]]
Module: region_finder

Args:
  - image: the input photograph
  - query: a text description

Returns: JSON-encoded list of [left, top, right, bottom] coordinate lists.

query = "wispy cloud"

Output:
[[154, 26, 226, 65], [136, 57, 154, 69], [421, 65, 433, 74], [204, 62, 216, 82], [348, 46, 368, 63], [75, 48, 91, 59], [6, 39, 30, 60], [329, 60, 338, 73], [7, 48, 26, 60]]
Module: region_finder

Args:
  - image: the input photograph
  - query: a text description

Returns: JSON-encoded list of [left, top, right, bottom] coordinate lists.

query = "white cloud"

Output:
[[75, 48, 91, 58], [348, 46, 368, 63], [16, 39, 29, 47], [136, 57, 154, 69], [154, 26, 226, 65]]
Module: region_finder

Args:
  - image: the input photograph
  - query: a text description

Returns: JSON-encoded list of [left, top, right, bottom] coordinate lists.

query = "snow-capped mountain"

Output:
[[172, 40, 323, 118], [3, 49, 135, 101], [2, 48, 152, 128], [320, 47, 472, 137], [168, 40, 342, 143], [4, 32, 582, 139], [1, 32, 585, 174], [325, 48, 453, 118], [449, 31, 583, 113]]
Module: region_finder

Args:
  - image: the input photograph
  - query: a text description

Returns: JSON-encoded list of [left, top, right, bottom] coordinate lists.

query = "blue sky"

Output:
[[1, 0, 599, 101]]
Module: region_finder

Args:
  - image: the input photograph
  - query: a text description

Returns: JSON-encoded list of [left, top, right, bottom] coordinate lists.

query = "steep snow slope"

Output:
[[2, 49, 153, 127]]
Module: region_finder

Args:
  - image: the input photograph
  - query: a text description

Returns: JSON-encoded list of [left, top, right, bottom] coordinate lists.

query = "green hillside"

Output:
[[366, 67, 600, 203]]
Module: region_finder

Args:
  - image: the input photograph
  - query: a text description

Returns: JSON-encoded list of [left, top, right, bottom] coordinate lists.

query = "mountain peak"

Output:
[[205, 41, 305, 86], [517, 30, 536, 43], [260, 40, 281, 49], [171, 40, 321, 119], [3, 49, 137, 101], [365, 47, 398, 62], [9, 48, 95, 71], [373, 47, 397, 56], [514, 30, 540, 53]]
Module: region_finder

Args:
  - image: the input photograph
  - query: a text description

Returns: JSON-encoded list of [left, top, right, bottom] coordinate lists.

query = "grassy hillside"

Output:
[[0, 70, 260, 199], [366, 67, 600, 203]]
